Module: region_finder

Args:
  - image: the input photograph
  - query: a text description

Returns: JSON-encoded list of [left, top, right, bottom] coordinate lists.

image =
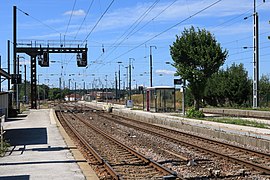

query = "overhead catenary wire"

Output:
[[103, 0, 179, 60], [110, 0, 223, 62], [94, 0, 161, 63], [74, 0, 94, 39], [63, 0, 115, 73], [64, 0, 77, 37], [17, 7, 63, 36], [214, 2, 268, 45], [128, 0, 179, 39], [93, 0, 181, 72], [83, 0, 115, 43]]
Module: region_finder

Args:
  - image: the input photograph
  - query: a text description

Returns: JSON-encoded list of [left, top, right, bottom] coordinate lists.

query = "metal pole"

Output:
[[24, 64, 26, 103], [16, 55, 19, 110], [83, 81, 85, 94], [68, 79, 71, 101], [253, 0, 259, 108], [74, 82, 76, 101], [105, 75, 108, 103], [43, 84, 45, 102], [126, 67, 128, 91], [13, 6, 17, 109], [150, 48, 152, 87], [182, 79, 186, 116], [59, 77, 61, 101], [115, 72, 117, 102], [30, 55, 37, 109], [7, 40, 10, 91], [129, 59, 132, 100], [118, 65, 121, 101], [38, 75, 40, 109], [149, 46, 156, 87]]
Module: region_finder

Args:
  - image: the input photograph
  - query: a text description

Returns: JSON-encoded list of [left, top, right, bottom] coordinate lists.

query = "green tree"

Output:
[[48, 88, 62, 100], [225, 63, 251, 106], [259, 74, 270, 107], [170, 26, 228, 110], [205, 63, 252, 107], [204, 69, 227, 106]]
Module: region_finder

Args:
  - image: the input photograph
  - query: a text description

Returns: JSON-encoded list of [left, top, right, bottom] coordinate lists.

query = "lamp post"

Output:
[[129, 58, 135, 100], [149, 46, 157, 87], [117, 61, 122, 101]]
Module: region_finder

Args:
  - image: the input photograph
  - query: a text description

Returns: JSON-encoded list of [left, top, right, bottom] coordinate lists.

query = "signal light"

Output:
[[42, 52, 49, 67], [77, 52, 87, 67], [39, 52, 49, 67], [11, 74, 22, 84]]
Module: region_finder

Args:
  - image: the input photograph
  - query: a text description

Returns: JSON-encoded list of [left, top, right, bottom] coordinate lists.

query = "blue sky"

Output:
[[0, 0, 270, 90]]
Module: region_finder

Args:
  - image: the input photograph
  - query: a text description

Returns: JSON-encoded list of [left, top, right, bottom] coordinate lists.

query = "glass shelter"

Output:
[[143, 86, 175, 112]]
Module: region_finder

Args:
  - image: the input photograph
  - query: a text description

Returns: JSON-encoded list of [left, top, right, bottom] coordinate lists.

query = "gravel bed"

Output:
[[77, 111, 269, 179], [60, 111, 171, 179]]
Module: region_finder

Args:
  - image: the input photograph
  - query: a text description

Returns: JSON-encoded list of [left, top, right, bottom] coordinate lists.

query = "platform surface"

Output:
[[0, 109, 90, 180]]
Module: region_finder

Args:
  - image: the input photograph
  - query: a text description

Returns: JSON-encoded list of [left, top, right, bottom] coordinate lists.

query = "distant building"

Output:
[[64, 94, 82, 101], [83, 91, 114, 102]]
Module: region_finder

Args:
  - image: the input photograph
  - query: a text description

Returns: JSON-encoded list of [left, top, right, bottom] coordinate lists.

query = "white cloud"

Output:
[[155, 69, 175, 75], [63, 9, 86, 16]]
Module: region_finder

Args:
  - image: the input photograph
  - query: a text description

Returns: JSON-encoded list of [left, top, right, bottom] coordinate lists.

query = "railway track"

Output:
[[71, 102, 270, 174], [56, 105, 180, 179], [94, 111, 270, 176]]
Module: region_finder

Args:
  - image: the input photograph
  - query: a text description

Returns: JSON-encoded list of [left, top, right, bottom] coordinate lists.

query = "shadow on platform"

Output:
[[5, 118, 25, 122], [6, 114, 28, 122], [4, 128, 47, 146], [0, 175, 29, 180]]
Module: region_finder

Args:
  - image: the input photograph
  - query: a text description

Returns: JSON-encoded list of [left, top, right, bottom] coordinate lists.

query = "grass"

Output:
[[131, 107, 143, 110], [203, 117, 268, 129], [204, 106, 270, 111]]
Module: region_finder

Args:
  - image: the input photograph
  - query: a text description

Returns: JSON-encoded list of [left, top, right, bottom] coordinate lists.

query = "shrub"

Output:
[[186, 108, 205, 118]]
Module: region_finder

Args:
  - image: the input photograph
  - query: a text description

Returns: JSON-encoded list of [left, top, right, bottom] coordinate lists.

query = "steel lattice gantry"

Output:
[[16, 46, 87, 109]]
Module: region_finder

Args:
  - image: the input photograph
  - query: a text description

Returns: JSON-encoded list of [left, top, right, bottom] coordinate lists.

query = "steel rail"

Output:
[[98, 112, 270, 175], [60, 104, 181, 179], [56, 109, 121, 179], [109, 114, 270, 159], [69, 109, 180, 179]]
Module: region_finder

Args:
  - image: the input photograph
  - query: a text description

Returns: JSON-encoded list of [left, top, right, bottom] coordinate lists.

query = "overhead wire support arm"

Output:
[[16, 40, 88, 109]]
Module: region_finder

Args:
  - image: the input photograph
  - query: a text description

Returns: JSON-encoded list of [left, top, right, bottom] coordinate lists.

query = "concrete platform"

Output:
[[0, 109, 99, 180], [81, 101, 270, 151]]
